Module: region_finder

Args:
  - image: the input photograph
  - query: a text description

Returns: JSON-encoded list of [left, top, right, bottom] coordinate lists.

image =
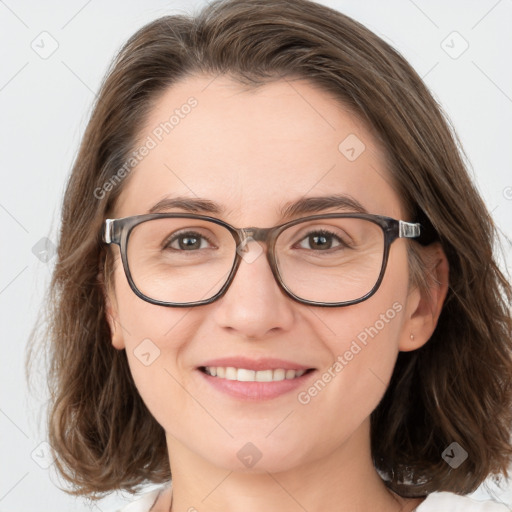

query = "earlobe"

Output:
[[106, 298, 126, 350], [399, 242, 450, 352], [99, 270, 126, 350]]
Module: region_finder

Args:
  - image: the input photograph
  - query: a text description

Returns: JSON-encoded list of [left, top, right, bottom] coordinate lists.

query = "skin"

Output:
[[106, 75, 449, 512]]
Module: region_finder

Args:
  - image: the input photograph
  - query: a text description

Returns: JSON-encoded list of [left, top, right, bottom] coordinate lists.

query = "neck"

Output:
[[162, 419, 424, 512]]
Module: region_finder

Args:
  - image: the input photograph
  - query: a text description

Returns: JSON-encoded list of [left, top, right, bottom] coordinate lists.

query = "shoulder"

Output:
[[113, 485, 168, 512], [417, 491, 510, 511]]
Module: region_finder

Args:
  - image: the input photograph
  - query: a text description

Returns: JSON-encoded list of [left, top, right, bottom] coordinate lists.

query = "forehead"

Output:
[[114, 75, 404, 223]]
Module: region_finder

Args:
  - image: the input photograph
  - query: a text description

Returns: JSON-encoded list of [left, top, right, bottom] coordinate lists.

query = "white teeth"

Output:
[[273, 369, 285, 381], [225, 367, 237, 380], [256, 369, 273, 382], [237, 369, 255, 382], [286, 369, 297, 379], [203, 366, 308, 382]]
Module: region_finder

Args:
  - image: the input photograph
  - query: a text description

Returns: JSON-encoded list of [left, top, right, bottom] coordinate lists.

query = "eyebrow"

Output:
[[147, 194, 368, 218], [148, 197, 222, 214], [280, 194, 367, 218]]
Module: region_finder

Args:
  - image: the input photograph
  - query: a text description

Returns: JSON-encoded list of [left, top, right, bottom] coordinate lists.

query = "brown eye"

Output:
[[296, 230, 346, 251], [164, 231, 212, 251]]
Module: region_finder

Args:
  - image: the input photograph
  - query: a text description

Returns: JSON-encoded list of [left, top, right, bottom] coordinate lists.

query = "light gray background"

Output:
[[1, 1, 511, 510]]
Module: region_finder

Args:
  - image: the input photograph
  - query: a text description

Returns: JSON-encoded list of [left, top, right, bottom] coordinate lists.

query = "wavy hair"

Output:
[[28, 0, 512, 498]]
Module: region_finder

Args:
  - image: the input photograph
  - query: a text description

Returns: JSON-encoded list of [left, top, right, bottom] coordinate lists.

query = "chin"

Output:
[[197, 436, 312, 474]]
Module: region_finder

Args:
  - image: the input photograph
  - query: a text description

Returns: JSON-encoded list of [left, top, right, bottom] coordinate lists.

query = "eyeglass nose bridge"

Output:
[[237, 226, 275, 248], [232, 226, 282, 287]]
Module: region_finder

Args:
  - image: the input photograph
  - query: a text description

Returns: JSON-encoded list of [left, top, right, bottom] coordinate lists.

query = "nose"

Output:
[[212, 238, 295, 339]]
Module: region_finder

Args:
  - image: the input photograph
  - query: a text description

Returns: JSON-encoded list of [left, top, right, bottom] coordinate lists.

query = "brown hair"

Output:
[[30, 0, 512, 499]]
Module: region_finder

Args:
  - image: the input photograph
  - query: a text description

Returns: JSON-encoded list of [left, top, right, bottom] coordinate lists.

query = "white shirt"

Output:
[[416, 492, 510, 511], [115, 486, 511, 511]]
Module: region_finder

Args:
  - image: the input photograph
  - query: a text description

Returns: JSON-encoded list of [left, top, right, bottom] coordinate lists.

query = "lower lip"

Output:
[[197, 369, 315, 400]]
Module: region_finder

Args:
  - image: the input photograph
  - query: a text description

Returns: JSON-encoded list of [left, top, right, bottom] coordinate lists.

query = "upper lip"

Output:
[[198, 357, 315, 371]]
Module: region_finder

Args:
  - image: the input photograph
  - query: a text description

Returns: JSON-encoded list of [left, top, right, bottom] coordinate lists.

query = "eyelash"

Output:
[[164, 231, 216, 251], [294, 229, 347, 251]]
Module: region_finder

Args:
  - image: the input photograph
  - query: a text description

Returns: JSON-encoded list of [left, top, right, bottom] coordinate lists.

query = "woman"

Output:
[[36, 0, 512, 510]]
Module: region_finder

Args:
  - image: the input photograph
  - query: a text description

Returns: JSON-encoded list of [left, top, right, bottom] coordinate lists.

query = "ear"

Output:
[[99, 270, 126, 350], [399, 242, 449, 352]]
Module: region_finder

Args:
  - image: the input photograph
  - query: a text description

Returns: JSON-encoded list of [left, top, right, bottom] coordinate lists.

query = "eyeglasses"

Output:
[[102, 213, 421, 307]]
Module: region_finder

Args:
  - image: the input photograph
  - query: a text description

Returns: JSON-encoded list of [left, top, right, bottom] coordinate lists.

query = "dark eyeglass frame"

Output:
[[102, 212, 422, 308]]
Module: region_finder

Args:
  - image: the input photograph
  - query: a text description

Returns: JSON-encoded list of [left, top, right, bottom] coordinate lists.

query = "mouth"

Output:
[[196, 359, 317, 400], [199, 366, 315, 382]]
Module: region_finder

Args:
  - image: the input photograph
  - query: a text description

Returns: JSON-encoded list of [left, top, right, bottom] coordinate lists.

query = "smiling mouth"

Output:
[[199, 366, 315, 382]]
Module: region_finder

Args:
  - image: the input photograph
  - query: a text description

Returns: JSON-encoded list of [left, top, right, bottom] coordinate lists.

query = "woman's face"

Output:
[[107, 75, 422, 473]]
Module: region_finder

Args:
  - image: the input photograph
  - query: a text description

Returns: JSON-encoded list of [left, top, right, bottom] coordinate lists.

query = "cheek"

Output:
[[301, 300, 404, 427], [112, 268, 197, 425], [298, 246, 409, 426]]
